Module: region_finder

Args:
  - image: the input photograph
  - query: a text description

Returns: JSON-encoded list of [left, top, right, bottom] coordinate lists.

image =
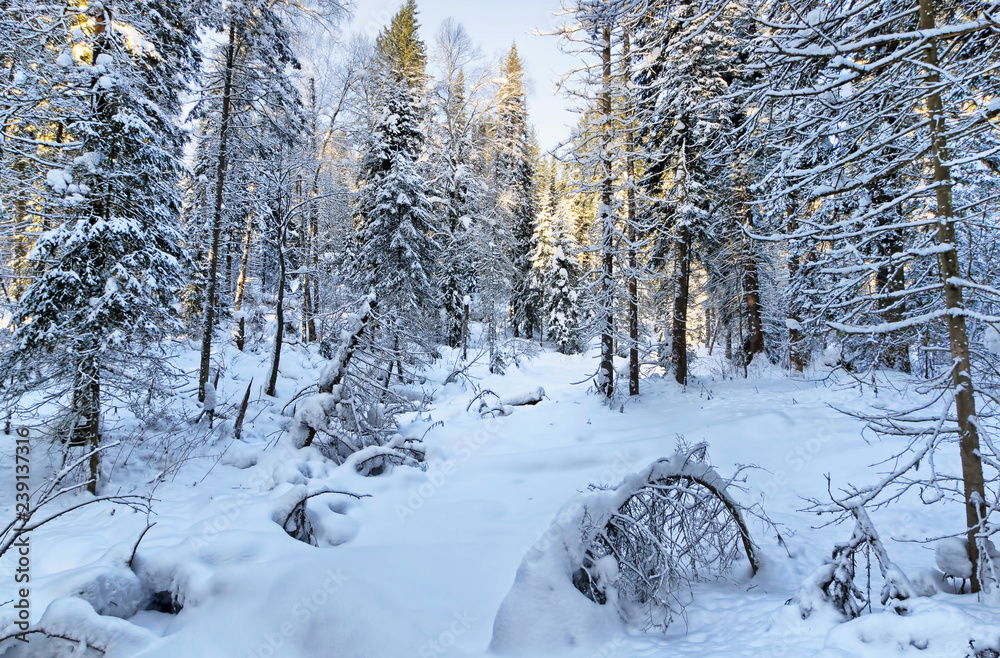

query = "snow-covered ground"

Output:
[[2, 338, 999, 657]]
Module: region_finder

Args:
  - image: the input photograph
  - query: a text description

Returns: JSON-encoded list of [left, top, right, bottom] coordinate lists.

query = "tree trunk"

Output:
[[597, 23, 615, 401], [624, 33, 639, 398], [234, 212, 253, 351], [302, 79, 319, 344], [627, 195, 639, 397], [199, 22, 237, 403], [77, 7, 109, 494], [266, 209, 286, 398], [671, 224, 691, 385], [72, 355, 101, 494], [875, 225, 911, 373], [920, 0, 987, 592], [461, 297, 470, 361], [741, 247, 764, 363], [786, 220, 807, 372]]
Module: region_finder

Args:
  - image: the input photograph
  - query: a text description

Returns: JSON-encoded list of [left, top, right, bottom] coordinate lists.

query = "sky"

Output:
[[346, 0, 581, 153]]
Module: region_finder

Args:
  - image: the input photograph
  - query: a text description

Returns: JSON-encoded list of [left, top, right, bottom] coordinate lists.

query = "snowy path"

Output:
[[284, 353, 877, 657]]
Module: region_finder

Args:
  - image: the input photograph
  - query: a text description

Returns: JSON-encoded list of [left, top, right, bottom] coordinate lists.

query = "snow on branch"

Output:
[[288, 295, 427, 475], [795, 503, 917, 620], [490, 442, 774, 653]]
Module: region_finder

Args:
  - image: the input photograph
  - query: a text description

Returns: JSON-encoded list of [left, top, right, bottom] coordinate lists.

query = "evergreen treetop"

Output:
[[375, 0, 427, 90]]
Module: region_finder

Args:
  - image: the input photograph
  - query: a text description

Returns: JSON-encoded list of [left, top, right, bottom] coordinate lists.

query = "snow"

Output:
[[499, 387, 545, 406], [985, 324, 1000, 356], [2, 340, 999, 656], [936, 538, 973, 579], [46, 169, 72, 194], [201, 381, 216, 413]]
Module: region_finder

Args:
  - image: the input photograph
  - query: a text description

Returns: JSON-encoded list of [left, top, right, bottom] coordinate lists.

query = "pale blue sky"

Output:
[[347, 0, 578, 153]]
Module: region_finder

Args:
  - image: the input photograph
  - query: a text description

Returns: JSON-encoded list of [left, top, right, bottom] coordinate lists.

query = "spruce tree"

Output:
[[375, 0, 428, 91], [3, 0, 199, 492], [546, 201, 586, 355], [352, 73, 439, 343], [494, 43, 539, 340]]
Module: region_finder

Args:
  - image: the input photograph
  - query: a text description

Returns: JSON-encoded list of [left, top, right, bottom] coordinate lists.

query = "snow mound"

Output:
[[490, 443, 761, 652], [936, 537, 973, 579], [64, 565, 145, 619], [816, 599, 999, 657], [488, 496, 623, 654], [501, 387, 546, 406], [1, 597, 156, 657]]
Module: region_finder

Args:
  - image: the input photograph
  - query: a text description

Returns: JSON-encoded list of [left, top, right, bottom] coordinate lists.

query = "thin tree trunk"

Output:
[[85, 364, 100, 495], [266, 209, 286, 398], [706, 308, 716, 356], [234, 212, 253, 351], [624, 33, 639, 398], [785, 215, 806, 372], [597, 23, 615, 401], [920, 0, 987, 592], [671, 224, 691, 385], [875, 226, 911, 373], [301, 267, 312, 342], [199, 22, 237, 403], [461, 297, 469, 361], [627, 204, 639, 396], [741, 245, 764, 362]]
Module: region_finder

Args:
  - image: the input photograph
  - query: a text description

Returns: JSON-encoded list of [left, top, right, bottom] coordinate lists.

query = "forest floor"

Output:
[[2, 334, 1000, 657]]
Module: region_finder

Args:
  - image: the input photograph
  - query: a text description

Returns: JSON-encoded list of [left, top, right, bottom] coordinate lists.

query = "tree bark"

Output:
[[72, 354, 102, 495], [234, 211, 253, 351], [199, 22, 237, 403], [597, 23, 615, 401], [624, 33, 639, 397], [266, 205, 286, 398], [671, 224, 691, 385], [919, 0, 987, 591], [741, 247, 764, 363], [302, 78, 319, 344], [461, 297, 470, 361]]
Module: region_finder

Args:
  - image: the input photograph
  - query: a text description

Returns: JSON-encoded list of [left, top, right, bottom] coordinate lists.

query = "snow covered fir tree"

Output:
[[1, 0, 1000, 655]]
